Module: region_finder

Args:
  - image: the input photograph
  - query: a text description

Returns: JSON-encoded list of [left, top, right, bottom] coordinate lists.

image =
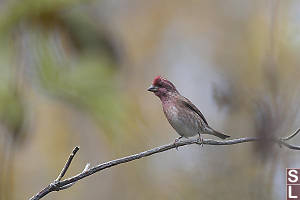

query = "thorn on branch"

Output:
[[83, 163, 90, 173], [59, 163, 91, 191]]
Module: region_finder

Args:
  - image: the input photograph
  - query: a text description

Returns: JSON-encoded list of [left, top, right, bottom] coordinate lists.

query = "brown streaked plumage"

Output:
[[148, 76, 230, 142]]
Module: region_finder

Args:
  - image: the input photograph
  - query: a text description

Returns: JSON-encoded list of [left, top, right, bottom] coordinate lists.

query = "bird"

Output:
[[147, 76, 230, 145]]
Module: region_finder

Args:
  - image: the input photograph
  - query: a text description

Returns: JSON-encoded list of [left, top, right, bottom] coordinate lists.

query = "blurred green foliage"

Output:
[[0, 0, 130, 140], [37, 44, 126, 137], [0, 37, 24, 142]]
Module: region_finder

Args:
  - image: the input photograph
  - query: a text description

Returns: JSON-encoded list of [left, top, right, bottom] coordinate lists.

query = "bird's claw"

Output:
[[174, 137, 183, 151], [278, 138, 283, 148], [174, 140, 179, 151], [197, 136, 203, 147]]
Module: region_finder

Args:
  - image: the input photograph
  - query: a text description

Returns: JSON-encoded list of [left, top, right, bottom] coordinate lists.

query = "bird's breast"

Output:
[[163, 103, 200, 138]]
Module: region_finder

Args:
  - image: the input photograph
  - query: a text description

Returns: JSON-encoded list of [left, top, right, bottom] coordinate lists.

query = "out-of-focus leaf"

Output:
[[0, 0, 95, 36], [0, 90, 24, 140], [35, 34, 126, 139], [0, 37, 25, 143]]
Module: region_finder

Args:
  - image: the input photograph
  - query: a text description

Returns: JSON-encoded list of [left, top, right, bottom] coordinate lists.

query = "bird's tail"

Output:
[[206, 127, 230, 139]]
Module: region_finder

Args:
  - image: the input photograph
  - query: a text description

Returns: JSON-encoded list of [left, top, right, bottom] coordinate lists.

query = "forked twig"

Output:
[[55, 146, 80, 182]]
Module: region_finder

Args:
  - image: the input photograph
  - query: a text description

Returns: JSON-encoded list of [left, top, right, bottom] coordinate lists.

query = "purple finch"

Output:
[[148, 76, 230, 143]]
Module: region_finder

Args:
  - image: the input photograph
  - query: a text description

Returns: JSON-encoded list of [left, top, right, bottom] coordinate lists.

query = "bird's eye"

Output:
[[157, 82, 163, 87]]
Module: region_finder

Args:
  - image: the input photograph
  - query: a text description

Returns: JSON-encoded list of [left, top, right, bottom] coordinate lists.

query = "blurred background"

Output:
[[0, 0, 300, 199]]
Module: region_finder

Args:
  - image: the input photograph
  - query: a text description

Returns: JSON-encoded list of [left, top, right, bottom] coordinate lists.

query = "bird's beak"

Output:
[[147, 85, 158, 92]]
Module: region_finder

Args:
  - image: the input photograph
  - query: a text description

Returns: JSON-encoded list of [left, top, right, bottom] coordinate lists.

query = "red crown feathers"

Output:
[[153, 76, 165, 86]]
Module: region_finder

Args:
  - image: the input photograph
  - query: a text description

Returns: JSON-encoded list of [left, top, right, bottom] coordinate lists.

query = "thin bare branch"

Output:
[[281, 128, 300, 141], [55, 146, 80, 182], [57, 163, 91, 191], [29, 129, 300, 200]]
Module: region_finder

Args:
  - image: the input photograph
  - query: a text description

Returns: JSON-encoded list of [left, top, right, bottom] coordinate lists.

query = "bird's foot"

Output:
[[174, 136, 183, 151], [197, 135, 203, 147]]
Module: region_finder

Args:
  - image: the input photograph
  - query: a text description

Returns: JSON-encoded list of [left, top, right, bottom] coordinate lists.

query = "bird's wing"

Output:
[[179, 96, 208, 125]]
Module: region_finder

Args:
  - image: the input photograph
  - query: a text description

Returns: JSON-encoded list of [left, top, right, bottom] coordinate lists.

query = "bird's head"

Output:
[[147, 76, 178, 99]]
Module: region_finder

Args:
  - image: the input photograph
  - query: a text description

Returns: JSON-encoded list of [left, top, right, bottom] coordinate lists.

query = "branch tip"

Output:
[[72, 146, 80, 155], [55, 146, 80, 182], [282, 128, 300, 141]]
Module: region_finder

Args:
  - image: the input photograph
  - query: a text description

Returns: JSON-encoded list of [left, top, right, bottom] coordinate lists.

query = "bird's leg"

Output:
[[174, 136, 183, 151], [197, 133, 203, 147], [174, 136, 183, 143]]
